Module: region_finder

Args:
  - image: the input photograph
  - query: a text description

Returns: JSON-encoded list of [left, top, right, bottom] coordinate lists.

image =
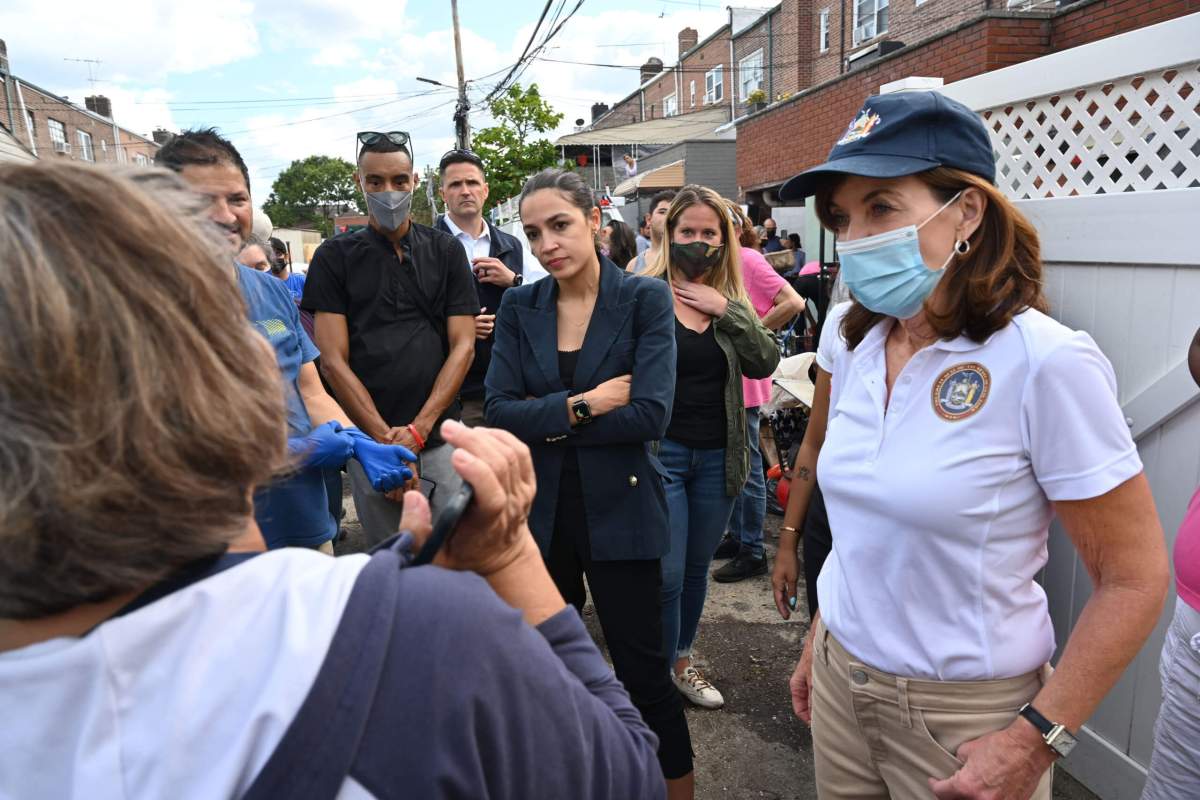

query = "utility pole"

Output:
[[451, 0, 471, 150]]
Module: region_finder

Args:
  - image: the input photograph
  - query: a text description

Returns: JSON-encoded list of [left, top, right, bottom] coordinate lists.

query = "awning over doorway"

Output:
[[612, 159, 685, 196]]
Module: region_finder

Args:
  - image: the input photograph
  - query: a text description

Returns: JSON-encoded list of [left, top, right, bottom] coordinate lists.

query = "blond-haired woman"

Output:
[[642, 185, 779, 708]]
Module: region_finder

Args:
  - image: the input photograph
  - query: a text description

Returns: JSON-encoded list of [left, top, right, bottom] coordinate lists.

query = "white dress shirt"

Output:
[[443, 214, 491, 263]]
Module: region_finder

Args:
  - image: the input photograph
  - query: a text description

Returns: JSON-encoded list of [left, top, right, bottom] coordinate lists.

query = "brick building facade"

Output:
[[590, 24, 734, 131], [810, 0, 986, 86], [737, 0, 1199, 199], [732, 0, 815, 117], [0, 75, 160, 165]]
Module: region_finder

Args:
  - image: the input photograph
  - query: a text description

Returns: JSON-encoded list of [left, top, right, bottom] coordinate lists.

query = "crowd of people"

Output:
[[0, 87, 1194, 800]]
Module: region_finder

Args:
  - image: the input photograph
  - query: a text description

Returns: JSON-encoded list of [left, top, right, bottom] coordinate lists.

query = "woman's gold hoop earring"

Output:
[[955, 239, 971, 255]]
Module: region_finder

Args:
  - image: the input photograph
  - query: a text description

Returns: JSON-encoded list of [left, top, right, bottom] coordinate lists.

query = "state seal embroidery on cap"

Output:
[[837, 111, 882, 145], [931, 363, 990, 421]]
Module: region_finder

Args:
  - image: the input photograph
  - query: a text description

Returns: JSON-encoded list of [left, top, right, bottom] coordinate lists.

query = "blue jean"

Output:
[[660, 437, 736, 663], [727, 409, 765, 559]]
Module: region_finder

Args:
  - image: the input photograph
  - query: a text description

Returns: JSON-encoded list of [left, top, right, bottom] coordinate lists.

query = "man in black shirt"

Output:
[[303, 131, 478, 543], [434, 148, 524, 426], [761, 218, 784, 253]]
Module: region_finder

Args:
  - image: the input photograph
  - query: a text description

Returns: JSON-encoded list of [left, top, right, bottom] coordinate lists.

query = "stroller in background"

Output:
[[762, 347, 818, 515], [761, 262, 835, 514]]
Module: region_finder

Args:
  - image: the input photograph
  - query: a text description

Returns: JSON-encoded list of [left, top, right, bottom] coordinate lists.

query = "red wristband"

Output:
[[406, 423, 426, 451]]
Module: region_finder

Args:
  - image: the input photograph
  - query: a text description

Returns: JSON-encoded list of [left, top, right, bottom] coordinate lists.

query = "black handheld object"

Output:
[[411, 482, 474, 566]]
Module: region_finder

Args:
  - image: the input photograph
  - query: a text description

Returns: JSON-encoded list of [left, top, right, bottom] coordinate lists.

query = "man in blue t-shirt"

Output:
[[157, 128, 416, 550]]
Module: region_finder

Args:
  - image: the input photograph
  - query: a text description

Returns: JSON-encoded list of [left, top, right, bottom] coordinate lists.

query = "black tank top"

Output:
[[665, 319, 726, 449]]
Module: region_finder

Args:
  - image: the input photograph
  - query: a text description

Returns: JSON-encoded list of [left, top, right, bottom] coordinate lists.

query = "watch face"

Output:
[[1047, 727, 1078, 758], [572, 399, 592, 420]]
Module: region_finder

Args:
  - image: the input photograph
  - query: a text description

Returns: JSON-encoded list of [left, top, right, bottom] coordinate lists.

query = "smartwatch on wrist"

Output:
[[1018, 704, 1077, 759], [571, 396, 594, 425], [511, 273, 524, 287]]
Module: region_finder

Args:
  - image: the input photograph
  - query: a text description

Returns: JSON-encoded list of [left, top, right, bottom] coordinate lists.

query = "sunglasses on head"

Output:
[[357, 131, 411, 148]]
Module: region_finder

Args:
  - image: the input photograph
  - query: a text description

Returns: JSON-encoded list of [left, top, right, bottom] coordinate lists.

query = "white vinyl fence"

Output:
[[936, 12, 1200, 798]]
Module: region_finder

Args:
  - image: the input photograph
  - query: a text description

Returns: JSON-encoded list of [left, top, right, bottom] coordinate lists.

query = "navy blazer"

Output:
[[484, 258, 677, 561]]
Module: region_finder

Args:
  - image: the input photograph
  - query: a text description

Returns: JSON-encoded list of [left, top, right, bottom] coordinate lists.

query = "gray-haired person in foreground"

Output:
[[0, 161, 665, 800]]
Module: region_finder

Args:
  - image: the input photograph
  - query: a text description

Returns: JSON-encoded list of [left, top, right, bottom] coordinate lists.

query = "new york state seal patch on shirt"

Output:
[[932, 362, 990, 421]]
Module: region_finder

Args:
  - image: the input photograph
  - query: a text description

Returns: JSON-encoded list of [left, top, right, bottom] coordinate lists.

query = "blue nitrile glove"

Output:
[[345, 428, 418, 493], [288, 421, 355, 469]]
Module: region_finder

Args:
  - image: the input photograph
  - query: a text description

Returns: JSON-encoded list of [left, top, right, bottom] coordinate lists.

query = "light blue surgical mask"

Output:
[[835, 191, 962, 319]]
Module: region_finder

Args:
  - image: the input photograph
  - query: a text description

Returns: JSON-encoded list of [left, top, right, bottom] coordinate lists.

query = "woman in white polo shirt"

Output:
[[777, 90, 1170, 800]]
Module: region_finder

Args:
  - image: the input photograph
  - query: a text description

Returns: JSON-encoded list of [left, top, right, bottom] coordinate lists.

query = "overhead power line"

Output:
[[481, 0, 556, 106], [480, 0, 587, 106]]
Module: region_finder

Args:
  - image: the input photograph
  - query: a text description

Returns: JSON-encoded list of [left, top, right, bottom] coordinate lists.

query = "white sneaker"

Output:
[[673, 665, 725, 709]]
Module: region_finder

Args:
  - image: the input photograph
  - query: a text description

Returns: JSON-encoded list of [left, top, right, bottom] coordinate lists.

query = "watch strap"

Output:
[[1018, 703, 1054, 736]]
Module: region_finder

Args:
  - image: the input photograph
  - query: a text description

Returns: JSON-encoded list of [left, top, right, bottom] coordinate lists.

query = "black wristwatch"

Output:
[[510, 273, 524, 287], [571, 396, 593, 424], [1018, 704, 1078, 759]]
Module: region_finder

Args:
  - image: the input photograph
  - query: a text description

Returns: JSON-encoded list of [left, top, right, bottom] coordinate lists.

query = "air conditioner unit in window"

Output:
[[854, 21, 875, 45], [53, 141, 71, 154]]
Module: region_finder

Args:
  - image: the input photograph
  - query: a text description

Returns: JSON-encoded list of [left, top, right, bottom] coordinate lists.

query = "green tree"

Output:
[[262, 155, 364, 237], [472, 83, 563, 211]]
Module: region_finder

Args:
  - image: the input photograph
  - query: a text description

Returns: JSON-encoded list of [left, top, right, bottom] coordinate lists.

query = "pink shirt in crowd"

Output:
[[1175, 485, 1200, 611], [740, 246, 786, 408]]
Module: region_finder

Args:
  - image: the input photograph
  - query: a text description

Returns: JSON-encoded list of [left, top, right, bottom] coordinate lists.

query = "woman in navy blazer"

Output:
[[485, 169, 694, 799]]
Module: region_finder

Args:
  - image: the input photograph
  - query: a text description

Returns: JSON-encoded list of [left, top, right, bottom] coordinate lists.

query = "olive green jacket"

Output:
[[709, 298, 780, 496]]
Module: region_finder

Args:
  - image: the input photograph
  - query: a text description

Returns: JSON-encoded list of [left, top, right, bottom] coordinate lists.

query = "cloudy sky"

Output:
[[0, 0, 759, 203]]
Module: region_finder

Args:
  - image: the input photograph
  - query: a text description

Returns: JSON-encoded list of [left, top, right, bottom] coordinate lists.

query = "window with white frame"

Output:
[[77, 130, 95, 162], [690, 80, 696, 108], [819, 8, 830, 52], [663, 93, 678, 117], [48, 118, 68, 151], [852, 0, 889, 45], [704, 65, 723, 104], [135, 153, 149, 166], [739, 49, 764, 100]]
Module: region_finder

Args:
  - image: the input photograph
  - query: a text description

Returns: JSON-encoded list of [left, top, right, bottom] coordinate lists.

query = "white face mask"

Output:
[[362, 185, 412, 232]]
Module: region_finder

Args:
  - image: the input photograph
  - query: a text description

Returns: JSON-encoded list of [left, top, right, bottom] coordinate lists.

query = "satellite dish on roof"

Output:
[[575, 118, 585, 127]]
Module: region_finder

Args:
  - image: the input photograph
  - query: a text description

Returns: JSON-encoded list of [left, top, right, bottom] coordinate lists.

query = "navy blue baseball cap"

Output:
[[778, 91, 996, 202]]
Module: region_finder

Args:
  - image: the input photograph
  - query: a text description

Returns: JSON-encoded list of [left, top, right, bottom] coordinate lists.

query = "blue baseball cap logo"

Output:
[[779, 91, 996, 202]]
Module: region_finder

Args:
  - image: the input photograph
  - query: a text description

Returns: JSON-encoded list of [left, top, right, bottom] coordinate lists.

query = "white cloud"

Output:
[[253, 0, 411, 67], [310, 43, 363, 67], [3, 0, 733, 208], [235, 6, 731, 205], [0, 0, 259, 81]]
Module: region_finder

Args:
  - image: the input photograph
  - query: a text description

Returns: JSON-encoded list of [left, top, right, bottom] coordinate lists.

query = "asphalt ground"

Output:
[[334, 474, 1097, 800]]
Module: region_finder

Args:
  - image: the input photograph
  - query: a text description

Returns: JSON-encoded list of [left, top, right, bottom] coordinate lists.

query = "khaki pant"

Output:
[[811, 619, 1053, 799]]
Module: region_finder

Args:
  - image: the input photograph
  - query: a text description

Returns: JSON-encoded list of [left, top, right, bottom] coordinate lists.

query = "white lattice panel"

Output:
[[980, 61, 1200, 199]]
